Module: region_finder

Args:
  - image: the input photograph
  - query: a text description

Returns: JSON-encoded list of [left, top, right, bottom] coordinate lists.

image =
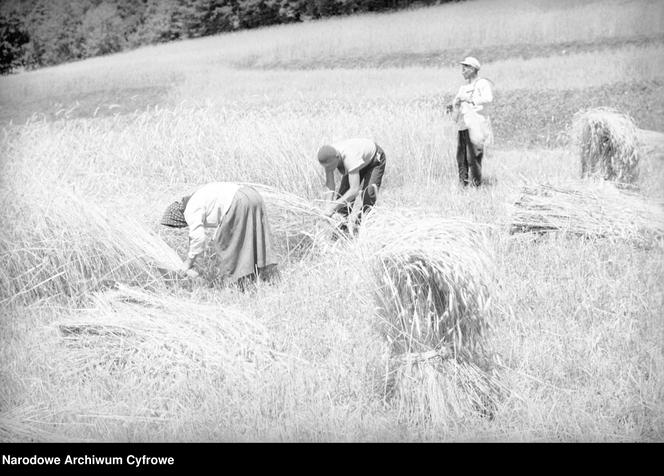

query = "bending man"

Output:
[[317, 138, 387, 231], [161, 182, 277, 284]]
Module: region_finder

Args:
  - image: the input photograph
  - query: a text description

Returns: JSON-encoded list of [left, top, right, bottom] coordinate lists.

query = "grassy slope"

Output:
[[1, 0, 663, 441], [3, 43, 663, 146]]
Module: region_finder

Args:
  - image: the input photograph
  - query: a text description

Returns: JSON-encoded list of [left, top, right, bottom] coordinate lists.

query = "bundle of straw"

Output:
[[355, 210, 494, 358], [387, 356, 506, 425], [572, 107, 640, 183], [350, 209, 503, 419], [509, 180, 664, 245], [53, 284, 275, 379], [240, 183, 338, 260]]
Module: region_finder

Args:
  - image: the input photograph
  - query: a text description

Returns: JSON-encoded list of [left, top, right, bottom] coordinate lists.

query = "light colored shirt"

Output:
[[184, 182, 240, 259], [453, 78, 493, 131], [333, 138, 377, 174]]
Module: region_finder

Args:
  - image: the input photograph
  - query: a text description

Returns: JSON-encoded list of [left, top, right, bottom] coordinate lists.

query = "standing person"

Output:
[[316, 138, 387, 233], [447, 56, 493, 186], [160, 182, 277, 286]]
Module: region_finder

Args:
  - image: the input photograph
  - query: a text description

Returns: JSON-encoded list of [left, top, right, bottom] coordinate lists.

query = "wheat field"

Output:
[[1, 0, 663, 442]]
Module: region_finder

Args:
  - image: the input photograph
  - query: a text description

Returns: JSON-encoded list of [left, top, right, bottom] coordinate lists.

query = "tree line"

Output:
[[0, 0, 455, 74]]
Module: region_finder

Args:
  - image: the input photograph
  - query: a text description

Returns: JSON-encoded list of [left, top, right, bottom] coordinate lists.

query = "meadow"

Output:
[[1, 0, 663, 441]]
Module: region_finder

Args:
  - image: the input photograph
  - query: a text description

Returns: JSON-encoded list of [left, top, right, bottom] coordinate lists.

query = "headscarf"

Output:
[[160, 195, 191, 228]]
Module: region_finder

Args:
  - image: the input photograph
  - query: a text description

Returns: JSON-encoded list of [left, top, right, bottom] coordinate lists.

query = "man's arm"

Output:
[[182, 255, 197, 272], [346, 192, 365, 234], [452, 92, 462, 108], [324, 171, 361, 217], [178, 235, 201, 278], [453, 84, 471, 106], [183, 207, 206, 272], [472, 79, 493, 106], [323, 168, 336, 202]]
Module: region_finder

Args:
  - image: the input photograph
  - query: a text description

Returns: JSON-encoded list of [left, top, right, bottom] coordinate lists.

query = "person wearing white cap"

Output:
[[446, 56, 493, 186]]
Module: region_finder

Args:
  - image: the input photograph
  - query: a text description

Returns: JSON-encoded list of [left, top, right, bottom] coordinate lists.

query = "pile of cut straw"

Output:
[[53, 284, 275, 379], [0, 406, 71, 442], [241, 183, 338, 260], [509, 180, 664, 245], [572, 107, 640, 183]]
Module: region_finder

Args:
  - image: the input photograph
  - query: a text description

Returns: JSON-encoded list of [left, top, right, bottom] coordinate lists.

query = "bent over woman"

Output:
[[161, 182, 277, 284]]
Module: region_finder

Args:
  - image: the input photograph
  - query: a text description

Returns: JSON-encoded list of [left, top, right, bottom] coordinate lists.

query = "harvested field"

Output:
[[1, 0, 663, 443]]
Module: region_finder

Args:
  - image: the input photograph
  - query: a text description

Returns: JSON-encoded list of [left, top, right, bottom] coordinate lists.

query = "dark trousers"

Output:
[[337, 144, 386, 219], [457, 129, 483, 186]]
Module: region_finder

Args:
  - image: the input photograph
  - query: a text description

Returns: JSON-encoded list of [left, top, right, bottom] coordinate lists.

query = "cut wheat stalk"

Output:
[[239, 182, 339, 257], [52, 284, 276, 380], [0, 179, 183, 304], [0, 405, 77, 443], [385, 357, 508, 425], [509, 180, 664, 246]]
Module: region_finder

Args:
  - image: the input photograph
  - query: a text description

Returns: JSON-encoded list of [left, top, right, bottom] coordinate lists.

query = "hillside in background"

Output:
[[0, 0, 450, 73], [1, 0, 662, 147]]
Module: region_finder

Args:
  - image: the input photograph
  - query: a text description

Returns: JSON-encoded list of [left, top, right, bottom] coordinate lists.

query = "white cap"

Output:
[[460, 56, 481, 70]]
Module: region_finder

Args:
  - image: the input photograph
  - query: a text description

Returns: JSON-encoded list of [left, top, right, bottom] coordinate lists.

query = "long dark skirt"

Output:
[[213, 186, 277, 283]]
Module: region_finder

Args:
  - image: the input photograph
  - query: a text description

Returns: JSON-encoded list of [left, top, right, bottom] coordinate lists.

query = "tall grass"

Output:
[[0, 171, 182, 306], [0, 101, 455, 200], [489, 231, 664, 441], [1, 2, 663, 125], [94, 0, 659, 70], [3, 104, 663, 441], [221, 0, 663, 68]]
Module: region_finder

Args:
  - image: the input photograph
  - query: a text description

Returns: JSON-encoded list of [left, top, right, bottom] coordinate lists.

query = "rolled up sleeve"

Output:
[[185, 207, 207, 260], [473, 79, 493, 107]]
